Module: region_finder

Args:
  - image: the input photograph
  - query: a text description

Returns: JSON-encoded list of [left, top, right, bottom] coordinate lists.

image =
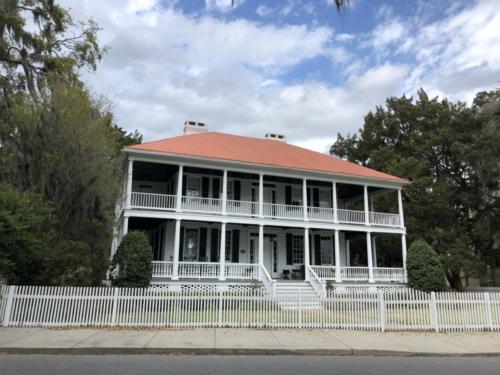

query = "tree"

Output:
[[406, 239, 447, 292], [331, 89, 500, 290], [111, 231, 153, 287]]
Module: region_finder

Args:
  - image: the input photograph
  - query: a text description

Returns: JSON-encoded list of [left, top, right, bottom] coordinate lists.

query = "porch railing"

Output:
[[263, 202, 303, 220], [151, 261, 173, 278], [310, 265, 337, 280], [312, 266, 405, 283], [340, 266, 371, 281], [181, 196, 222, 214], [260, 264, 276, 296], [226, 200, 259, 216], [307, 265, 326, 298], [373, 267, 405, 283], [307, 207, 335, 222], [337, 209, 366, 224], [178, 262, 220, 279], [225, 263, 259, 280], [370, 212, 401, 226], [131, 192, 176, 210]]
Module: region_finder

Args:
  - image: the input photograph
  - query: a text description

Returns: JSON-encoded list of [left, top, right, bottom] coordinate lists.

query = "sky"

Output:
[[61, 0, 500, 152]]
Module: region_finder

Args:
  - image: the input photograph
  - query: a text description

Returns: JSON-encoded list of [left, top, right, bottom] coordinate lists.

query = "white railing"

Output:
[[370, 212, 401, 226], [226, 200, 259, 216], [373, 267, 405, 283], [260, 264, 276, 296], [181, 196, 222, 214], [307, 266, 326, 298], [340, 266, 371, 281], [178, 262, 220, 279], [337, 209, 366, 224], [310, 266, 337, 280], [3, 285, 500, 332], [225, 263, 259, 279], [151, 261, 173, 278], [130, 192, 176, 210], [263, 203, 303, 220], [307, 207, 335, 222]]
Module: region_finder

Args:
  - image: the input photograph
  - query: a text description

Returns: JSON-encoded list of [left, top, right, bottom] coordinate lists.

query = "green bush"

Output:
[[111, 231, 153, 287], [406, 239, 447, 292]]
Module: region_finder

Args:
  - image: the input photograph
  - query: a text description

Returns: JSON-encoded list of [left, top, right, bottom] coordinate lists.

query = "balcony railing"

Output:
[[310, 266, 405, 283], [130, 192, 401, 228], [152, 261, 173, 278]]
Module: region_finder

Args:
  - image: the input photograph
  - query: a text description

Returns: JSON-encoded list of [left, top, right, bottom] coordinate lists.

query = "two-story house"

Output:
[[113, 121, 409, 295]]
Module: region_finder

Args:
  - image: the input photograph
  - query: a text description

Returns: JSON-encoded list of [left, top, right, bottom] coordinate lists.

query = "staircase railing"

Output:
[[307, 265, 326, 298], [260, 264, 276, 297]]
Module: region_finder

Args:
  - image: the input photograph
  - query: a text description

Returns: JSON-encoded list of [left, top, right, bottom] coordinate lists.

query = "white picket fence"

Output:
[[1, 285, 499, 332]]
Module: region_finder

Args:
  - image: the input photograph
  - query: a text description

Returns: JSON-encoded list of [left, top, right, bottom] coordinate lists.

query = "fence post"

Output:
[[298, 289, 303, 329], [378, 290, 385, 332], [484, 293, 494, 331], [2, 286, 16, 327], [111, 287, 119, 326], [218, 290, 223, 328], [430, 292, 439, 332]]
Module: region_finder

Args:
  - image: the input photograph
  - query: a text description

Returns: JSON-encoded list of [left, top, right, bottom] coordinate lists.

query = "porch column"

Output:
[[372, 235, 378, 267], [302, 179, 308, 220], [332, 181, 338, 223], [219, 222, 226, 280], [398, 188, 405, 228], [346, 240, 351, 266], [304, 227, 310, 281], [402, 234, 408, 282], [334, 229, 341, 283], [222, 169, 228, 215], [364, 185, 370, 225], [176, 165, 183, 212], [122, 216, 129, 236], [125, 159, 134, 209], [259, 174, 264, 218], [366, 232, 374, 283], [172, 219, 181, 280], [258, 225, 264, 279]]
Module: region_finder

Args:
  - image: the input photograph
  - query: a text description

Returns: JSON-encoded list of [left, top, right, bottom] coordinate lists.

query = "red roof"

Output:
[[125, 132, 407, 183]]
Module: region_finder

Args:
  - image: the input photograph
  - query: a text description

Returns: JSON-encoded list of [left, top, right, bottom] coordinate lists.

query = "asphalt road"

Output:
[[1, 355, 500, 375]]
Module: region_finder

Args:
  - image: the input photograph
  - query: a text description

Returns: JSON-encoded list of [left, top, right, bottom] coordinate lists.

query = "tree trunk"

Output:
[[446, 270, 463, 291]]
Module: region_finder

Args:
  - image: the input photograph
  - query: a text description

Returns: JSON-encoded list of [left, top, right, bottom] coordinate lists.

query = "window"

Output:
[[183, 228, 199, 261], [273, 241, 278, 272], [225, 231, 232, 262], [292, 186, 302, 205], [249, 239, 255, 263], [292, 235, 304, 264], [186, 176, 201, 197], [320, 236, 333, 265]]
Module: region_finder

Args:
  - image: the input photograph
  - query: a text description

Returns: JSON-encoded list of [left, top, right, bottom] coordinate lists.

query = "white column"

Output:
[[372, 235, 378, 267], [172, 219, 181, 280], [398, 188, 405, 227], [366, 232, 374, 283], [346, 240, 351, 267], [259, 174, 264, 218], [302, 179, 308, 220], [222, 169, 228, 215], [122, 216, 129, 237], [304, 227, 310, 280], [219, 222, 226, 280], [402, 234, 407, 282], [125, 159, 134, 209], [334, 230, 341, 283], [176, 165, 183, 212], [258, 225, 264, 279], [364, 185, 370, 225], [332, 182, 338, 223]]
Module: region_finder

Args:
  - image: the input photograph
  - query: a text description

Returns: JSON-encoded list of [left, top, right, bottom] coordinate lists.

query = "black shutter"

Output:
[[309, 234, 313, 264], [234, 180, 241, 201], [232, 230, 240, 263], [182, 175, 187, 195], [332, 235, 336, 265], [210, 228, 219, 262], [212, 178, 220, 199], [285, 185, 292, 205], [179, 226, 184, 261], [202, 177, 210, 198], [314, 234, 322, 266], [199, 228, 207, 261], [307, 188, 311, 206], [286, 233, 293, 265], [313, 188, 320, 207]]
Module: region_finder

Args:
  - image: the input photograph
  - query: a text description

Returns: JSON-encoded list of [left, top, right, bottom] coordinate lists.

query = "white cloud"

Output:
[[204, 0, 244, 13], [256, 5, 273, 17]]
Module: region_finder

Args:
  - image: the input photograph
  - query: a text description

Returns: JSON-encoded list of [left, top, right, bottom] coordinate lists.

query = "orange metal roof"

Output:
[[125, 132, 407, 183]]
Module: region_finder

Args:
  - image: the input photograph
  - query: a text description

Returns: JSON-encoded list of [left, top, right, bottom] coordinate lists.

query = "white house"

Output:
[[114, 121, 409, 295]]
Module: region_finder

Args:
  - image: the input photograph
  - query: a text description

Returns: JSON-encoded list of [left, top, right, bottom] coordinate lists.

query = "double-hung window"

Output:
[[292, 235, 304, 264], [186, 176, 201, 197]]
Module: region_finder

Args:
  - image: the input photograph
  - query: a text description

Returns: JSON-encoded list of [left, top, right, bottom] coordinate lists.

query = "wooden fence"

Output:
[[1, 285, 499, 332]]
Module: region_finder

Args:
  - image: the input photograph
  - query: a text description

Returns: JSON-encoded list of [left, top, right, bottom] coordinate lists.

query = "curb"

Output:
[[1, 347, 499, 357]]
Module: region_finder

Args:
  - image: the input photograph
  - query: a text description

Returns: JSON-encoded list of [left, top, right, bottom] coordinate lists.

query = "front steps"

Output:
[[273, 281, 323, 310]]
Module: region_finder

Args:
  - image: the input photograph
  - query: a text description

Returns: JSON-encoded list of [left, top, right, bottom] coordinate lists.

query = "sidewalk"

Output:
[[1, 327, 499, 356]]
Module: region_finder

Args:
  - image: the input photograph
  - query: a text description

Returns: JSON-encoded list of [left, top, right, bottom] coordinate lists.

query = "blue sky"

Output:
[[62, 0, 500, 152]]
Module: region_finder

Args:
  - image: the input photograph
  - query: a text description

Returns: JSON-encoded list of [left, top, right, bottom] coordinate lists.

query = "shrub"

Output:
[[111, 231, 153, 287], [406, 239, 447, 292]]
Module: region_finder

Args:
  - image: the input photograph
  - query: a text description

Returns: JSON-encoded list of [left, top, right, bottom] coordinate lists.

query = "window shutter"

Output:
[[309, 234, 313, 264], [332, 235, 336, 266], [314, 234, 321, 266], [232, 230, 240, 263], [202, 177, 210, 198], [285, 185, 292, 205], [182, 175, 187, 195], [199, 227, 207, 261], [179, 226, 184, 261], [234, 180, 241, 201], [286, 233, 293, 265], [307, 188, 311, 207], [212, 178, 220, 199], [210, 228, 219, 262], [313, 188, 320, 207]]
